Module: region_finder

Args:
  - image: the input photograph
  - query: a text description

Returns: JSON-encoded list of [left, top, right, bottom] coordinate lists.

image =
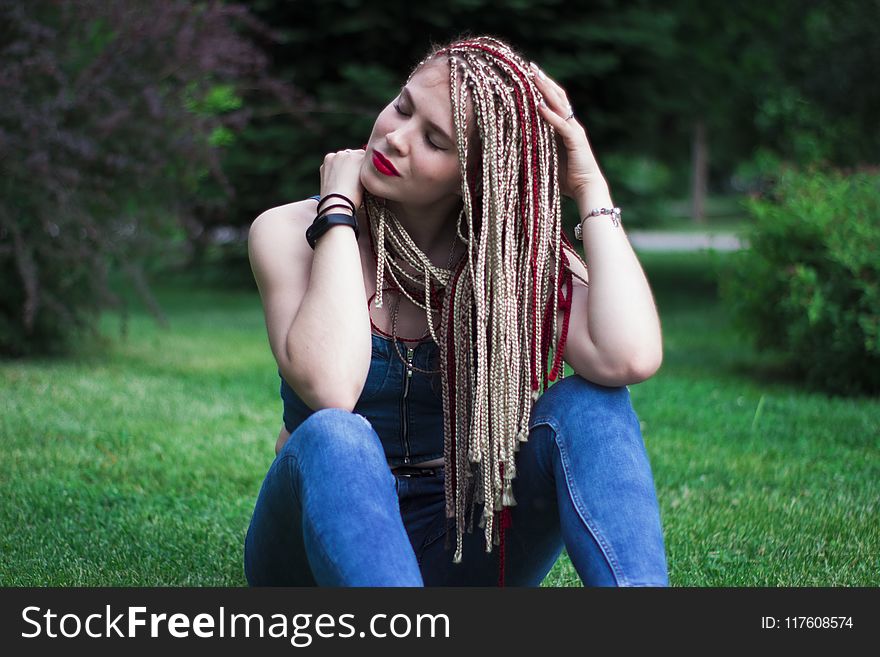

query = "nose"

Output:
[[385, 125, 410, 156]]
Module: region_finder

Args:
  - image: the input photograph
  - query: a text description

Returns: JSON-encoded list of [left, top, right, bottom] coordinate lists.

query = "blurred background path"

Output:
[[628, 230, 746, 252]]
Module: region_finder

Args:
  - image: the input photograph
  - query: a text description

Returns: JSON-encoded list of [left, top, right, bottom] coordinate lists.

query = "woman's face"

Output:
[[360, 57, 475, 207]]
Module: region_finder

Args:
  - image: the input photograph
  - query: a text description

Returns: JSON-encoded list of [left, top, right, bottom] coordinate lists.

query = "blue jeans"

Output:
[[244, 374, 670, 586]]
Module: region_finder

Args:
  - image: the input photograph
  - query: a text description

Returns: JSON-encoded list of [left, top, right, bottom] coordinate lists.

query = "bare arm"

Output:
[[248, 152, 372, 411], [574, 182, 663, 381], [286, 215, 371, 411], [534, 64, 663, 383]]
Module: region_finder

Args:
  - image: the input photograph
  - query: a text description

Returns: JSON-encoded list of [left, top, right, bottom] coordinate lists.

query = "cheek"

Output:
[[417, 159, 461, 191]]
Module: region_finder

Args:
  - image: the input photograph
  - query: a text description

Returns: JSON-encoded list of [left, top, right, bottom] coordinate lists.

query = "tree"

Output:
[[0, 0, 297, 355]]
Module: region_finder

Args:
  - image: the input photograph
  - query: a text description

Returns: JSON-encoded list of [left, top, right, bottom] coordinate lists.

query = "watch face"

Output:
[[306, 218, 322, 248]]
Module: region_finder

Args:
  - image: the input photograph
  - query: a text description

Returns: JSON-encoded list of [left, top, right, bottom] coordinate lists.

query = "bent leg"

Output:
[[532, 376, 670, 586], [418, 376, 669, 587], [244, 408, 423, 586]]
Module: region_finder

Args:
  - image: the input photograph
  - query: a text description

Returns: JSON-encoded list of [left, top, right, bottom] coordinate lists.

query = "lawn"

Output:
[[1, 250, 877, 586]]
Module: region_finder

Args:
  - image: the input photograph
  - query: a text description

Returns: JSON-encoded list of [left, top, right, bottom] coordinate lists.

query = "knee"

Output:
[[530, 374, 635, 430], [288, 408, 384, 465]]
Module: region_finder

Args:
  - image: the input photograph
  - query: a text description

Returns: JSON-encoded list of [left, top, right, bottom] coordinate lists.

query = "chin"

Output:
[[360, 167, 396, 202], [359, 164, 380, 194]]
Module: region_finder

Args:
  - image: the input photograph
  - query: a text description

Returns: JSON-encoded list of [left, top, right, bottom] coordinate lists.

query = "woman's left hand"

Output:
[[530, 62, 606, 199]]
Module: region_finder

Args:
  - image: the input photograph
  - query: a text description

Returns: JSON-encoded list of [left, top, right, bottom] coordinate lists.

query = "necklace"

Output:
[[367, 213, 464, 375]]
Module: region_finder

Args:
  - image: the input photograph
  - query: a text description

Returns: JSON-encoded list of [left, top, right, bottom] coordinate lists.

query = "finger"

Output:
[[535, 81, 572, 122], [536, 98, 572, 134], [531, 62, 570, 102], [530, 63, 570, 112]]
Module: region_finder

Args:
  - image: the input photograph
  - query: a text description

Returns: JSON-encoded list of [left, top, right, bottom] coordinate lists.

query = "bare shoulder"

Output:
[[249, 198, 320, 251], [248, 199, 319, 279]]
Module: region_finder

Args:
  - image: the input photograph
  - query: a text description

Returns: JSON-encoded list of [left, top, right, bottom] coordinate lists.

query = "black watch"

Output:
[[306, 212, 360, 250]]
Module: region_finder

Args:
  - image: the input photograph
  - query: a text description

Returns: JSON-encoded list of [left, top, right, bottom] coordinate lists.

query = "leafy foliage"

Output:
[[223, 0, 879, 221], [0, 0, 295, 355], [2, 0, 877, 360], [720, 168, 880, 396]]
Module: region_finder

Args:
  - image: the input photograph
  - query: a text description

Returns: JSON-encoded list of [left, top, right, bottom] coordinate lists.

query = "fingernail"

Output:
[[530, 62, 546, 80]]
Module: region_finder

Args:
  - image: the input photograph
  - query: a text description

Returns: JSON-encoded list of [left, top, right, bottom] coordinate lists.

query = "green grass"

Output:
[[1, 251, 877, 586], [611, 251, 879, 586], [1, 284, 277, 585]]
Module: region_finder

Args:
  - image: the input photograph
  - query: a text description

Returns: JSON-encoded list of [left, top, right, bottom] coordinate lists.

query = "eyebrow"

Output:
[[400, 86, 454, 145]]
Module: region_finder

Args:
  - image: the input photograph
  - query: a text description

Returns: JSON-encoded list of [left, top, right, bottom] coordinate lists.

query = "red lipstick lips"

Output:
[[372, 150, 400, 177]]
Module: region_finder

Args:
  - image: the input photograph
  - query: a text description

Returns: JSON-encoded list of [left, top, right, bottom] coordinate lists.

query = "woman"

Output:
[[244, 36, 669, 586]]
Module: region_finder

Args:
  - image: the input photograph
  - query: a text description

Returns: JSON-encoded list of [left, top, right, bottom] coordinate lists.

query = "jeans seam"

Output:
[[281, 452, 349, 586], [418, 507, 452, 563], [531, 415, 629, 587]]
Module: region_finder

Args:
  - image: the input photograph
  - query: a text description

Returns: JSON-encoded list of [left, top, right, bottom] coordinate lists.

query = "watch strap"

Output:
[[306, 212, 360, 249]]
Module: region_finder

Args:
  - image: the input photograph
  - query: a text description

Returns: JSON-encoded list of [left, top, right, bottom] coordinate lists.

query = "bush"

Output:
[[719, 167, 880, 396], [0, 1, 288, 357], [602, 153, 675, 228]]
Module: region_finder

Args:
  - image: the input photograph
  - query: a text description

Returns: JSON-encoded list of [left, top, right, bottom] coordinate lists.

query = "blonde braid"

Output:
[[367, 37, 589, 579]]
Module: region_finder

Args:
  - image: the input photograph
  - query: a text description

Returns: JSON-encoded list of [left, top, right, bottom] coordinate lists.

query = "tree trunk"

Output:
[[690, 119, 708, 225]]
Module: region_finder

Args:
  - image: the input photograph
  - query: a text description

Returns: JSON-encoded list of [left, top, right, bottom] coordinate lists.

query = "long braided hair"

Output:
[[363, 36, 589, 584]]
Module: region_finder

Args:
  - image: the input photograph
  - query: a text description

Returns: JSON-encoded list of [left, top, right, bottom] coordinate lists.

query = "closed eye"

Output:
[[392, 103, 445, 151]]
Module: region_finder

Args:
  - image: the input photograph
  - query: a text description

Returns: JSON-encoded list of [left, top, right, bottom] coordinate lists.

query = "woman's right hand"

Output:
[[319, 148, 366, 213]]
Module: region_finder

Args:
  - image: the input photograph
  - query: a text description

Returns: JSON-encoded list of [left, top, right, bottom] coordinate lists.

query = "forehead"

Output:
[[408, 57, 477, 139], [409, 57, 450, 92]]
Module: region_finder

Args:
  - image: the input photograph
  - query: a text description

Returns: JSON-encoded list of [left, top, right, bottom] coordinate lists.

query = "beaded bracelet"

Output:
[[574, 207, 621, 240], [316, 203, 354, 218], [316, 193, 356, 217]]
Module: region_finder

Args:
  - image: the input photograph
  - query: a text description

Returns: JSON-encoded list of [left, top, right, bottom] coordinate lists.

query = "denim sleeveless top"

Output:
[[278, 195, 445, 466]]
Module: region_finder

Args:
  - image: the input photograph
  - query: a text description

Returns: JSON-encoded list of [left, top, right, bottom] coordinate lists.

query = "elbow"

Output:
[[283, 334, 372, 414], [281, 363, 361, 414], [623, 348, 663, 384], [303, 377, 362, 414], [310, 398, 359, 414]]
